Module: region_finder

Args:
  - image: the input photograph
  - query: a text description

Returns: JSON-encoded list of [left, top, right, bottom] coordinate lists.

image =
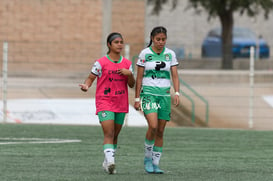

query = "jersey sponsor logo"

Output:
[[114, 78, 124, 82], [145, 146, 152, 151], [143, 102, 161, 110], [109, 78, 124, 82], [147, 55, 152, 61], [151, 74, 156, 79], [92, 63, 102, 77], [115, 89, 125, 95], [155, 61, 166, 71], [108, 70, 119, 75], [104, 88, 111, 95], [95, 67, 101, 73], [141, 96, 161, 110]]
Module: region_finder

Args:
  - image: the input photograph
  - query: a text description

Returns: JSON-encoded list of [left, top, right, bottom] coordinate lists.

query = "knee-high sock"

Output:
[[152, 146, 163, 165], [144, 139, 155, 159], [103, 144, 115, 164]]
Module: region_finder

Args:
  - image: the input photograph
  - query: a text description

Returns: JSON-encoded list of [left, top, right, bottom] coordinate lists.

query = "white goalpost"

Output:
[[248, 46, 255, 129], [2, 42, 8, 123]]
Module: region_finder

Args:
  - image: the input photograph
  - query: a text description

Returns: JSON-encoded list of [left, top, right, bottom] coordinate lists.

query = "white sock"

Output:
[[152, 151, 162, 166], [144, 142, 154, 159], [104, 148, 115, 164], [114, 148, 117, 156]]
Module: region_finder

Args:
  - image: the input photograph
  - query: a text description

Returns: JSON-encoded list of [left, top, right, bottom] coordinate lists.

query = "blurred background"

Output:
[[1, 0, 273, 130]]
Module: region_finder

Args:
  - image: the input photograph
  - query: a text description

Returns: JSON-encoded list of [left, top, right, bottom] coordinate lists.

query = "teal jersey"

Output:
[[136, 47, 179, 96]]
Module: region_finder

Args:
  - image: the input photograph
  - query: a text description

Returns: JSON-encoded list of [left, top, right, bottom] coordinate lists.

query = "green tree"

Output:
[[148, 0, 273, 69]]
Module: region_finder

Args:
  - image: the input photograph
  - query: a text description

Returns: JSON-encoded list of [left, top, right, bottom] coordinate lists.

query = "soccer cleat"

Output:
[[107, 162, 116, 174], [153, 165, 164, 174], [102, 159, 116, 174], [144, 157, 154, 173]]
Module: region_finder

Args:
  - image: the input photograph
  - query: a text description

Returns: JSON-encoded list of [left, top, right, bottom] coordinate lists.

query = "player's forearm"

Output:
[[135, 77, 142, 98], [173, 78, 180, 93], [84, 78, 92, 88], [135, 67, 144, 98], [84, 74, 96, 88], [127, 73, 135, 88], [171, 66, 180, 92]]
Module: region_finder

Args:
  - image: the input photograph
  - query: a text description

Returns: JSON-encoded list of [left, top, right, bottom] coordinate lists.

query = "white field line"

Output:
[[0, 137, 82, 145]]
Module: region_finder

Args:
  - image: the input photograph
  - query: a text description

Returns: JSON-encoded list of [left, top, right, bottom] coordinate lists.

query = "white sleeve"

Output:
[[170, 50, 179, 66], [136, 50, 145, 67], [91, 61, 102, 77]]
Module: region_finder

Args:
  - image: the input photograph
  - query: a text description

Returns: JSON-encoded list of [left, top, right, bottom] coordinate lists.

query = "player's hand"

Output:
[[174, 95, 179, 106], [117, 68, 132, 76], [134, 101, 141, 111], [79, 84, 88, 92]]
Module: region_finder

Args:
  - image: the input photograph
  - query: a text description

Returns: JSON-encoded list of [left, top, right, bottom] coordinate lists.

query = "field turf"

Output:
[[1, 124, 273, 181]]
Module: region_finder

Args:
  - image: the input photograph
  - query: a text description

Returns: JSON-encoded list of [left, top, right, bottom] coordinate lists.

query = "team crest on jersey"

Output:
[[165, 54, 170, 61]]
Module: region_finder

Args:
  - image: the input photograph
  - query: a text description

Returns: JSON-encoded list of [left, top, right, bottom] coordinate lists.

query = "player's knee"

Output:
[[105, 130, 115, 139], [148, 126, 157, 136], [113, 135, 118, 142], [156, 129, 164, 138]]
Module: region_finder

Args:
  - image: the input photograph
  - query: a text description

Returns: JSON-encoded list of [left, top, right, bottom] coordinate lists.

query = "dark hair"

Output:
[[147, 26, 167, 47], [106, 32, 123, 54]]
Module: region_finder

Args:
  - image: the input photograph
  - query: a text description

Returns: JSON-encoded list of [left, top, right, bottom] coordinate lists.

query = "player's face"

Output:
[[109, 37, 123, 53], [152, 33, 167, 52]]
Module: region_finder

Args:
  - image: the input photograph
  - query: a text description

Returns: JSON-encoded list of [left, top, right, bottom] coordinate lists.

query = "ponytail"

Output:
[[147, 26, 167, 47], [147, 39, 153, 47]]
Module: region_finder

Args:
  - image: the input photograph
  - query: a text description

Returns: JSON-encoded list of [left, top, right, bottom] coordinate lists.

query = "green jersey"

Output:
[[136, 47, 179, 96]]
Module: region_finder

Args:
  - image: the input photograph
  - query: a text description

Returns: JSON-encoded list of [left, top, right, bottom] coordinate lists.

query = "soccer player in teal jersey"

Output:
[[134, 26, 180, 174]]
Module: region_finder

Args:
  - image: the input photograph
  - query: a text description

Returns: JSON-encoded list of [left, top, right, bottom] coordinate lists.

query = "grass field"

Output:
[[1, 124, 273, 181]]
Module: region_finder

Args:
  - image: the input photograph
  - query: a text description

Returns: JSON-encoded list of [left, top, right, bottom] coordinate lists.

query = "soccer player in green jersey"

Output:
[[134, 26, 180, 174]]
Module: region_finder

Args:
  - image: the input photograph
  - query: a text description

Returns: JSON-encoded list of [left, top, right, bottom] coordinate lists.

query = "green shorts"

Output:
[[98, 111, 126, 125], [140, 94, 171, 121]]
